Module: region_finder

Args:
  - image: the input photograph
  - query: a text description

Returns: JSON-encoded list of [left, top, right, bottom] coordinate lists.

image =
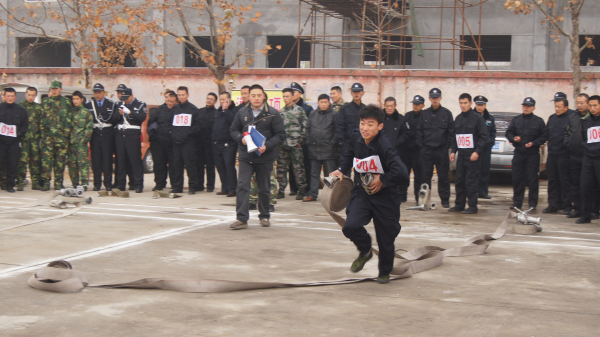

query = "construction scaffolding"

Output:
[[292, 0, 489, 70]]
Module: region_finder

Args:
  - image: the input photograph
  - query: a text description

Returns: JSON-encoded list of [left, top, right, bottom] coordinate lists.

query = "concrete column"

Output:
[[0, 0, 9, 67], [532, 9, 548, 71]]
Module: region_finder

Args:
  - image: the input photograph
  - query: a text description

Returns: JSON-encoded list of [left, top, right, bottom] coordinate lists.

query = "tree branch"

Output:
[[532, 0, 572, 40]]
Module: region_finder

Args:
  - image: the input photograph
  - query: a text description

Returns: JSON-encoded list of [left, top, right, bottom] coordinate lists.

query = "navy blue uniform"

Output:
[[545, 110, 573, 211], [212, 107, 237, 194], [339, 130, 409, 275], [114, 98, 147, 190], [86, 98, 117, 190], [478, 110, 496, 197], [197, 106, 216, 191], [579, 113, 600, 220], [400, 110, 423, 203], [382, 109, 407, 201], [148, 103, 174, 190]]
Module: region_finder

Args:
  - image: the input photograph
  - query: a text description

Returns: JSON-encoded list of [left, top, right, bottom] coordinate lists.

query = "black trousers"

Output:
[[511, 152, 540, 208], [151, 139, 173, 189], [478, 147, 492, 197], [343, 188, 401, 275], [307, 158, 336, 199], [547, 153, 572, 210], [0, 142, 20, 189], [570, 156, 600, 213], [196, 139, 215, 190], [115, 133, 144, 189], [213, 141, 238, 194], [581, 155, 600, 219], [172, 141, 199, 191], [454, 153, 481, 210], [91, 131, 114, 189], [236, 160, 273, 222], [400, 149, 421, 203], [420, 146, 450, 203], [289, 144, 312, 193], [113, 140, 133, 188]]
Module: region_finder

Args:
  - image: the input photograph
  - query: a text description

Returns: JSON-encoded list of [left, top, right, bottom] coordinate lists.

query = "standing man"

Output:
[[196, 93, 217, 192], [40, 80, 72, 191], [171, 86, 201, 195], [148, 90, 177, 191], [474, 95, 496, 199], [416, 88, 454, 208], [67, 91, 93, 188], [577, 95, 600, 223], [86, 83, 117, 191], [330, 86, 346, 113], [506, 97, 548, 211], [449, 94, 487, 214], [276, 88, 308, 200], [0, 88, 29, 193], [401, 95, 425, 204], [114, 87, 146, 193], [335, 83, 366, 163], [290, 82, 313, 194], [304, 94, 338, 202], [381, 97, 407, 202], [213, 92, 238, 197], [232, 85, 250, 116], [543, 96, 573, 214], [229, 84, 285, 230], [17, 87, 43, 191]]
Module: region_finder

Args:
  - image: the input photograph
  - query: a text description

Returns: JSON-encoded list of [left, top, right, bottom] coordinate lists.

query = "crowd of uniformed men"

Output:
[[1, 79, 600, 225]]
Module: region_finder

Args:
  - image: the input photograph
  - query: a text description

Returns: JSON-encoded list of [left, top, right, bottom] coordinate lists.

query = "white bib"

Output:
[[0, 122, 17, 137], [173, 114, 192, 126], [353, 155, 385, 174], [588, 126, 600, 144], [456, 134, 474, 149]]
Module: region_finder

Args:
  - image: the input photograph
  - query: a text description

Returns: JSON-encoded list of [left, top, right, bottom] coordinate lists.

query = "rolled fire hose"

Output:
[[27, 176, 509, 293]]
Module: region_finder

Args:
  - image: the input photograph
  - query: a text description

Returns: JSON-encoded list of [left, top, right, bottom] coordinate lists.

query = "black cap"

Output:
[[522, 97, 536, 107], [551, 92, 567, 101], [474, 95, 488, 105], [119, 88, 132, 101], [410, 95, 425, 105], [350, 83, 364, 92], [92, 83, 105, 92], [116, 84, 128, 91], [290, 82, 304, 94], [429, 88, 442, 98]]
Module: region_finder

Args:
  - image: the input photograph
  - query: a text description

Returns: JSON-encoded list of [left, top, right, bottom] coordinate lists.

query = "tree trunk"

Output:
[[570, 7, 582, 98], [213, 67, 227, 94], [81, 58, 92, 89]]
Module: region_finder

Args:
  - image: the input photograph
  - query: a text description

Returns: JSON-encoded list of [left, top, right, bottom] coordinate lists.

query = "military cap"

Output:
[[522, 97, 536, 107], [429, 88, 442, 98], [551, 92, 567, 101], [474, 95, 488, 105], [290, 82, 304, 94], [50, 80, 62, 89], [350, 83, 364, 92], [116, 84, 128, 91], [92, 83, 105, 92], [410, 95, 425, 105]]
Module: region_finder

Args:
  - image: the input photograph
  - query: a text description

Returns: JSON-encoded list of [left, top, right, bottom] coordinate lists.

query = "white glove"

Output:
[[122, 106, 131, 114]]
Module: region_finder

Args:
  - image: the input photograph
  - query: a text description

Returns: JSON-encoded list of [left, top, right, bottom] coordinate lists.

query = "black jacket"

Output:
[[505, 113, 548, 155], [230, 104, 286, 163], [148, 103, 173, 144], [339, 130, 409, 192], [545, 111, 571, 155], [580, 113, 600, 158], [306, 106, 337, 160], [481, 109, 496, 150], [416, 105, 454, 149], [451, 109, 488, 155], [212, 108, 235, 143], [565, 110, 589, 158], [198, 106, 217, 143], [296, 97, 314, 117], [171, 101, 201, 144], [335, 100, 365, 147], [0, 103, 29, 144], [115, 98, 147, 135], [382, 110, 405, 154], [401, 110, 422, 151], [85, 98, 117, 135], [232, 102, 248, 116]]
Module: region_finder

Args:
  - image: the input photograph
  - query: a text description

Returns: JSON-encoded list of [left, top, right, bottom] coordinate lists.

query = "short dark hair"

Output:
[[577, 93, 589, 102], [220, 92, 231, 99], [177, 86, 188, 94], [72, 91, 84, 99], [359, 104, 384, 124], [165, 90, 177, 98], [555, 98, 569, 107], [3, 87, 16, 94], [241, 85, 250, 91], [282, 88, 294, 95], [249, 84, 264, 94], [330, 86, 342, 93], [589, 95, 600, 104], [384, 97, 396, 104], [207, 92, 218, 100], [26, 87, 38, 94], [459, 93, 472, 102], [318, 94, 330, 101]]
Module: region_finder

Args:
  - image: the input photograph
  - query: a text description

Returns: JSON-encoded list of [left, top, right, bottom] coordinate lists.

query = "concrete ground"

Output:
[[0, 174, 599, 337]]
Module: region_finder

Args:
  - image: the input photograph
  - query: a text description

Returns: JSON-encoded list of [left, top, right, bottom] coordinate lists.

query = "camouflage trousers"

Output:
[[276, 145, 307, 194], [249, 169, 278, 205], [17, 138, 41, 188], [67, 142, 90, 186], [41, 138, 68, 188]]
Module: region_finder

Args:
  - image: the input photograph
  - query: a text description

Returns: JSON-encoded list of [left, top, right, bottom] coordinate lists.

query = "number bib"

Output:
[[0, 122, 17, 137], [173, 114, 192, 126], [587, 126, 600, 144], [456, 134, 474, 149], [353, 155, 385, 174]]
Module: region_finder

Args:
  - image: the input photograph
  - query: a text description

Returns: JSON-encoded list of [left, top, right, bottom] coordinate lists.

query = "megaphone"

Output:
[[244, 131, 258, 153]]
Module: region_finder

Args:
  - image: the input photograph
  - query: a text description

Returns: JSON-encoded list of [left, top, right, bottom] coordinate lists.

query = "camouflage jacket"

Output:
[[332, 99, 346, 113], [19, 101, 43, 140], [41, 95, 72, 141], [69, 104, 94, 144], [279, 103, 307, 147]]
